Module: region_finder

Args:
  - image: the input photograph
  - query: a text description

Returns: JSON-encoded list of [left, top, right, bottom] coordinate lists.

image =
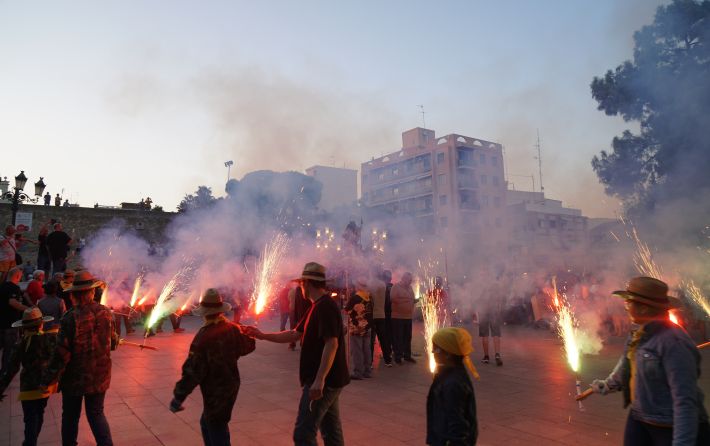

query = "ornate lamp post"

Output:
[[2, 171, 46, 225]]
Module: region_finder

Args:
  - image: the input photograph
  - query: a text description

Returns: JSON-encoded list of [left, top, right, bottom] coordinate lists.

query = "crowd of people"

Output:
[[0, 245, 708, 445]]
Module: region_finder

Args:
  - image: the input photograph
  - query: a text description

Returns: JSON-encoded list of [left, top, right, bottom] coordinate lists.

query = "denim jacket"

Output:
[[604, 320, 707, 445]]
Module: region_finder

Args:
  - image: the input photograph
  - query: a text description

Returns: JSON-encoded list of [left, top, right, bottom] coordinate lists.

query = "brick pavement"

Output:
[[1, 316, 708, 445]]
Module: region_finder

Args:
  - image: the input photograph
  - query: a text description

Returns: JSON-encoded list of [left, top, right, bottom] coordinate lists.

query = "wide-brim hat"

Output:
[[65, 270, 103, 292], [193, 288, 232, 316], [612, 276, 680, 309], [12, 307, 53, 328], [292, 262, 328, 282]]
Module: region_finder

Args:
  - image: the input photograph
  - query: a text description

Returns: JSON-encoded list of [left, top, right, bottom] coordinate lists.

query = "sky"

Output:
[[0, 0, 665, 217]]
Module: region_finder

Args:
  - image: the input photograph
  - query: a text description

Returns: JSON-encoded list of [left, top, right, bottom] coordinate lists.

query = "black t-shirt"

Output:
[[0, 282, 24, 329], [296, 294, 350, 388], [38, 233, 49, 256], [46, 231, 71, 259]]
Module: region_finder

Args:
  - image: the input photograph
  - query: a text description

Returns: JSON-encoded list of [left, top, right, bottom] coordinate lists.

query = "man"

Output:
[[346, 278, 373, 379], [170, 289, 255, 446], [583, 277, 709, 445], [41, 270, 118, 446], [0, 307, 58, 446], [382, 270, 394, 360], [288, 281, 311, 351], [59, 270, 75, 310], [246, 262, 349, 446], [391, 272, 416, 364], [38, 280, 66, 332], [368, 267, 392, 367], [478, 269, 506, 366], [46, 223, 72, 276], [0, 225, 19, 281], [0, 267, 29, 373], [54, 194, 61, 207]]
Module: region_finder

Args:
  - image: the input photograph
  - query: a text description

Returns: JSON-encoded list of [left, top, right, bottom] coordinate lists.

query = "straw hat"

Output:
[[292, 262, 328, 282], [612, 276, 680, 309], [11, 307, 53, 328], [64, 270, 103, 293], [192, 288, 232, 316]]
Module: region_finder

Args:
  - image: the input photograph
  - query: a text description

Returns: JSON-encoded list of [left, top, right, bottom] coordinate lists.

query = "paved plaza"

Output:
[[1, 316, 708, 445]]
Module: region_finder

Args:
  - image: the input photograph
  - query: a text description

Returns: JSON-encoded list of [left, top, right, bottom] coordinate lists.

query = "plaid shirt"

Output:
[[42, 302, 118, 395], [173, 317, 255, 424], [0, 331, 58, 400]]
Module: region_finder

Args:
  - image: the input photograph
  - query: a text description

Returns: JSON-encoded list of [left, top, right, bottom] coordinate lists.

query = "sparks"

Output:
[[556, 298, 581, 372], [630, 226, 663, 279], [252, 233, 290, 315], [681, 280, 710, 319], [418, 258, 445, 374], [137, 295, 148, 306], [100, 286, 109, 306], [668, 309, 681, 326], [129, 276, 142, 307], [147, 277, 179, 330]]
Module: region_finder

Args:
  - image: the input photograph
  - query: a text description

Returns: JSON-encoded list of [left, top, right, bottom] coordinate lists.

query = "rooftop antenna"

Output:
[[417, 105, 426, 128], [534, 129, 544, 193]]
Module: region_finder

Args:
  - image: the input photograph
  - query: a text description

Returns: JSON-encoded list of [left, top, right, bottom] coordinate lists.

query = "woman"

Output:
[[427, 327, 479, 445], [587, 276, 709, 445]]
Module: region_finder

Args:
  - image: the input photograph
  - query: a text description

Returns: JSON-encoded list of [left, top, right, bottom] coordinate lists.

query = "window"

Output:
[[378, 173, 384, 181], [393, 168, 399, 176], [480, 175, 487, 185], [437, 152, 445, 164], [493, 196, 501, 208], [482, 195, 489, 207], [438, 174, 446, 186], [479, 153, 486, 164], [440, 216, 448, 228], [439, 194, 447, 205], [393, 187, 399, 196], [492, 176, 499, 187], [492, 156, 498, 166], [457, 147, 475, 167]]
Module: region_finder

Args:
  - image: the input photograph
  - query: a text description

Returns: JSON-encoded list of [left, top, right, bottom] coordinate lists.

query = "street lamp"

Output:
[[224, 160, 234, 183], [2, 171, 47, 225]]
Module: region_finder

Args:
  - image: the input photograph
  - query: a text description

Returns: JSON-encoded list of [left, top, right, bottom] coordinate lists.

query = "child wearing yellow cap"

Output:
[[426, 327, 478, 445]]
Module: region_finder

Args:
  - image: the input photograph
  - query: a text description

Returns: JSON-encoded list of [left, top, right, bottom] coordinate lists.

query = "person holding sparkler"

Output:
[[170, 288, 255, 446], [582, 277, 709, 445], [245, 262, 350, 446], [427, 327, 478, 446], [40, 270, 118, 446]]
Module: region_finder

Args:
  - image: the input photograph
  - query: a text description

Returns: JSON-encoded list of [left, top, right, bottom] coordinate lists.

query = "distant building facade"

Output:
[[361, 128, 506, 241], [305, 165, 358, 212]]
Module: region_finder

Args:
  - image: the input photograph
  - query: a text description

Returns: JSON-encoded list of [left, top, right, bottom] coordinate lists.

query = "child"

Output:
[[345, 278, 373, 379], [0, 308, 58, 446], [427, 327, 479, 446]]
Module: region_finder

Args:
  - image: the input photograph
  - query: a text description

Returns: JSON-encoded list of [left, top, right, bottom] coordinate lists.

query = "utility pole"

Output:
[[224, 160, 234, 183], [534, 129, 544, 193]]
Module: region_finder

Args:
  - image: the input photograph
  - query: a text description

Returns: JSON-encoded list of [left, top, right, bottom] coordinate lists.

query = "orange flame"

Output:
[[100, 287, 109, 306], [669, 310, 681, 326]]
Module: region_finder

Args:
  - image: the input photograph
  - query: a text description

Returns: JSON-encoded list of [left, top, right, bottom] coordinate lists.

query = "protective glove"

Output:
[[591, 379, 611, 395], [169, 397, 185, 413]]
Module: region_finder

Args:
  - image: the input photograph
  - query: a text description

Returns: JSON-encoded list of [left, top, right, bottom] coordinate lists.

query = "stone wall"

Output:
[[0, 203, 176, 265]]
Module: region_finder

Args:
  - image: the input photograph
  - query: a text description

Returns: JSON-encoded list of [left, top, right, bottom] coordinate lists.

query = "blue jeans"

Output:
[[199, 414, 231, 446], [21, 398, 48, 446], [61, 393, 113, 446], [293, 385, 344, 446], [0, 328, 19, 374], [624, 413, 710, 445]]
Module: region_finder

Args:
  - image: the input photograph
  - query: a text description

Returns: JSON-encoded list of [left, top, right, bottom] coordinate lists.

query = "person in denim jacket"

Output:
[[587, 277, 709, 445]]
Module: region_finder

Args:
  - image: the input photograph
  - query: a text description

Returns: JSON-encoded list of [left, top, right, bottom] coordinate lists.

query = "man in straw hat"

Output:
[[170, 288, 255, 446], [245, 262, 350, 446], [40, 270, 118, 446], [427, 326, 479, 446], [584, 276, 709, 445], [0, 307, 58, 446], [0, 267, 29, 375]]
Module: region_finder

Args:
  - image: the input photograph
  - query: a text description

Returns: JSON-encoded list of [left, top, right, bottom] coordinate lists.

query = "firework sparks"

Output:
[[129, 276, 142, 307], [668, 309, 681, 326], [252, 233, 290, 315], [100, 286, 109, 306], [418, 258, 445, 374], [630, 227, 663, 279], [147, 277, 179, 330], [556, 298, 580, 373], [681, 280, 710, 319]]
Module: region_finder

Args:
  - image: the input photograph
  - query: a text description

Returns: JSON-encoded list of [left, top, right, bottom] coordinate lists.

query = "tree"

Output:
[[591, 0, 710, 216], [177, 186, 217, 213]]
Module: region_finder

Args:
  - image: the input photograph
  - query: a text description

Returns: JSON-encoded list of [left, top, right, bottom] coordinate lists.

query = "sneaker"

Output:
[[495, 354, 503, 366], [404, 357, 417, 364], [384, 362, 393, 368], [482, 355, 490, 364]]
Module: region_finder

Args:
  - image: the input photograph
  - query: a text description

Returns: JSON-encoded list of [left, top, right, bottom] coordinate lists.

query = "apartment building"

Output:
[[361, 128, 506, 245], [305, 165, 358, 212]]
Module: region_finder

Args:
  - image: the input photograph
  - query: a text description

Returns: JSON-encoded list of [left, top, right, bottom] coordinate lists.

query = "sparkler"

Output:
[[551, 278, 584, 411], [629, 226, 663, 279], [252, 233, 290, 315], [668, 309, 681, 326], [100, 286, 109, 306], [681, 280, 710, 320], [418, 258, 445, 374], [129, 276, 142, 308]]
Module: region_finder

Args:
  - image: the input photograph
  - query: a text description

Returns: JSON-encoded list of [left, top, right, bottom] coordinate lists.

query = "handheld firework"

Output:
[[551, 278, 584, 411], [251, 232, 290, 317]]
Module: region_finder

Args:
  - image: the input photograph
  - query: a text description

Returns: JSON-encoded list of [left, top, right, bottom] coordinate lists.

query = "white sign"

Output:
[[15, 212, 33, 231]]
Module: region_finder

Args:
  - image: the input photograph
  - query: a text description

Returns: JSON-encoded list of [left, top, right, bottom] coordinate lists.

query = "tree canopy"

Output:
[[177, 185, 217, 213], [591, 0, 710, 215]]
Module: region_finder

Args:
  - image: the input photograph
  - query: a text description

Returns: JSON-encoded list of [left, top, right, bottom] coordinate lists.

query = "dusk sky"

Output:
[[0, 1, 664, 216]]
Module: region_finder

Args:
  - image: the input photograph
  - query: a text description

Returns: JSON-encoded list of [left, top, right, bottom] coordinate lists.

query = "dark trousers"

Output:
[[21, 398, 48, 446], [0, 328, 19, 373], [623, 414, 710, 446], [62, 393, 113, 446], [199, 414, 231, 446], [370, 318, 392, 363], [51, 258, 67, 277], [391, 318, 412, 361], [280, 312, 290, 331], [293, 385, 344, 446], [37, 253, 51, 276]]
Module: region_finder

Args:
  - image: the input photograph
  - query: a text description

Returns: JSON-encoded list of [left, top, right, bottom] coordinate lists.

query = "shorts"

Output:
[[479, 314, 501, 337]]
